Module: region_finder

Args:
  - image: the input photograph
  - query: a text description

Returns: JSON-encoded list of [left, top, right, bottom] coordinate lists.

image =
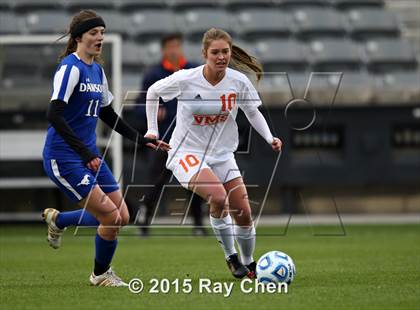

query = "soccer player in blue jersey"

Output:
[[42, 10, 169, 287]]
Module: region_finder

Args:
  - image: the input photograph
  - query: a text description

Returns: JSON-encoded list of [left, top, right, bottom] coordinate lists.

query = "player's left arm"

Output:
[[243, 108, 282, 152], [239, 77, 282, 152], [99, 105, 170, 151]]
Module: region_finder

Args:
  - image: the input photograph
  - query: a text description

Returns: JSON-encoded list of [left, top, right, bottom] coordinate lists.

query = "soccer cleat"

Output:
[[42, 208, 66, 249], [226, 253, 250, 279], [246, 261, 257, 279], [89, 267, 128, 287]]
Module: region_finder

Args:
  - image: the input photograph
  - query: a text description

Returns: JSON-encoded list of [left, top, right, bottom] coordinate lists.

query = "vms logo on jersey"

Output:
[[77, 174, 90, 186], [192, 93, 230, 126], [193, 113, 229, 126], [79, 78, 103, 93]]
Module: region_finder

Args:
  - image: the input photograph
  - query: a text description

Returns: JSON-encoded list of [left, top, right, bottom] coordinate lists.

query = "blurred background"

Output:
[[0, 0, 419, 223]]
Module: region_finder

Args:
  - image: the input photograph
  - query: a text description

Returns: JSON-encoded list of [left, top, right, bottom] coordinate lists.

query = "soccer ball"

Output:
[[256, 251, 296, 285]]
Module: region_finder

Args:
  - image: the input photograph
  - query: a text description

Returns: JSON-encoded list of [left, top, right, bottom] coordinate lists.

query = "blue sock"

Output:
[[55, 209, 99, 229], [94, 234, 117, 275]]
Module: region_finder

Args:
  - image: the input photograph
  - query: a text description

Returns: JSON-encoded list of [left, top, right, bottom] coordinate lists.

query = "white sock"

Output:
[[234, 224, 256, 265], [210, 214, 237, 258]]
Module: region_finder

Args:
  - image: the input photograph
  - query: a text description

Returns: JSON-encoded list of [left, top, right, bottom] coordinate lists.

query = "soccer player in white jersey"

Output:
[[145, 28, 282, 278]]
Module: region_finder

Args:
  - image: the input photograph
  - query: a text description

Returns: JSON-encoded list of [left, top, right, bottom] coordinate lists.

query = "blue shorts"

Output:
[[43, 158, 119, 203]]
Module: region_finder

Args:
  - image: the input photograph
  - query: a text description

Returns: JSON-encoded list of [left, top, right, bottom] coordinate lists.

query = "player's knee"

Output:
[[120, 212, 129, 226], [208, 193, 228, 218], [209, 193, 227, 211], [240, 207, 252, 221], [234, 207, 252, 226], [99, 226, 120, 240], [102, 216, 121, 238], [98, 210, 122, 227]]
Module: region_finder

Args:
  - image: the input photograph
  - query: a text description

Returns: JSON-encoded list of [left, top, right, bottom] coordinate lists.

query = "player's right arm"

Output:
[[47, 64, 99, 169], [135, 69, 155, 121], [145, 71, 182, 142]]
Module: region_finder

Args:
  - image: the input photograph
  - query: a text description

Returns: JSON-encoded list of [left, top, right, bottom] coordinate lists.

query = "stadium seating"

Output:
[[328, 0, 384, 10], [259, 71, 310, 105], [65, 0, 116, 12], [176, 9, 231, 41], [122, 72, 142, 102], [117, 0, 167, 11], [0, 0, 10, 10], [128, 10, 177, 42], [364, 38, 418, 72], [137, 41, 164, 67], [122, 41, 144, 69], [0, 0, 417, 107], [2, 45, 42, 76], [223, 0, 276, 11], [24, 11, 70, 34], [183, 41, 205, 65], [95, 11, 130, 38], [0, 12, 22, 34], [333, 71, 373, 105], [293, 7, 347, 39], [347, 8, 401, 39], [233, 9, 293, 40], [256, 39, 308, 72], [39, 45, 63, 77], [301, 71, 375, 106], [279, 0, 328, 9], [303, 72, 343, 106], [169, 0, 221, 10], [308, 39, 362, 71], [373, 70, 420, 104], [11, 0, 65, 12]]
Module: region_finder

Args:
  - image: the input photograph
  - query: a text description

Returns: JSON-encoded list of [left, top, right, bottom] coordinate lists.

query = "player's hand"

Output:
[[144, 134, 171, 152], [87, 157, 101, 171], [271, 137, 282, 152]]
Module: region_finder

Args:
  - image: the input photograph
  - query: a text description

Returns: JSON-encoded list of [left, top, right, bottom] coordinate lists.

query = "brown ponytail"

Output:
[[202, 28, 263, 81], [57, 9, 104, 65]]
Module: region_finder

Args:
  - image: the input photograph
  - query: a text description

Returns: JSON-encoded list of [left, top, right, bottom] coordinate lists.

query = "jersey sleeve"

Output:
[[148, 70, 182, 102], [238, 77, 262, 114], [50, 64, 80, 103], [101, 68, 114, 107], [145, 71, 182, 138]]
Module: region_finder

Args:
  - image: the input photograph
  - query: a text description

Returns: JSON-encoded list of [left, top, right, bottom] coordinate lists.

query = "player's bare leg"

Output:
[[105, 189, 130, 227], [189, 168, 249, 278]]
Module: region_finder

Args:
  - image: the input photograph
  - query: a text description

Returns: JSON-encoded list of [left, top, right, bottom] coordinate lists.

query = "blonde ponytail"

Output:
[[230, 44, 263, 81]]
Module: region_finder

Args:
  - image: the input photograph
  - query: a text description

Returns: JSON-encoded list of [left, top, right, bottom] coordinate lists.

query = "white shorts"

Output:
[[166, 150, 242, 189]]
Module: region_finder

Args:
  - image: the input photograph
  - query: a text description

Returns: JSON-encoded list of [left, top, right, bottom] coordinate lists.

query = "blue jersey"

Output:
[[43, 53, 113, 161]]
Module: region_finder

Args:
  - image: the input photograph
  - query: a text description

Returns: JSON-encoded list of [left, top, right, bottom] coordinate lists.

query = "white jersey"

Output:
[[148, 65, 262, 158]]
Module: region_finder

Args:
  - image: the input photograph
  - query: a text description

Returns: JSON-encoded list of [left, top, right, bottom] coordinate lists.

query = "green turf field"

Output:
[[1, 224, 419, 309]]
